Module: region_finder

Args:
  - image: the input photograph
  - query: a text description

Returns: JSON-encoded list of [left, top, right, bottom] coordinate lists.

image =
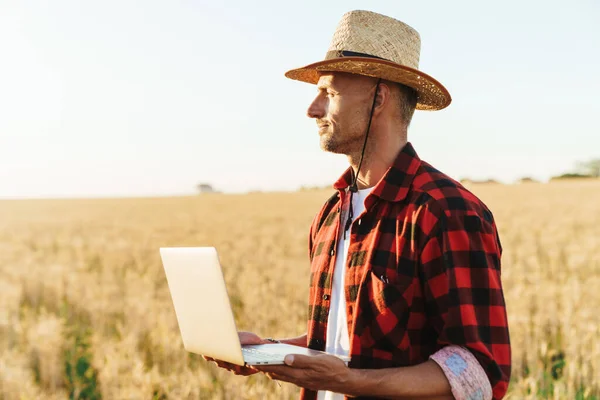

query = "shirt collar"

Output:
[[333, 141, 422, 203]]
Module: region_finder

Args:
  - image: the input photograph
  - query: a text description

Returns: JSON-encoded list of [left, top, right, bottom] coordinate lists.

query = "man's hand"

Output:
[[203, 331, 267, 376], [252, 353, 353, 393]]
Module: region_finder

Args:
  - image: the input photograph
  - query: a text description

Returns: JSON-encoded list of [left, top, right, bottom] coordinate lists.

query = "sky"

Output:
[[1, 0, 599, 198]]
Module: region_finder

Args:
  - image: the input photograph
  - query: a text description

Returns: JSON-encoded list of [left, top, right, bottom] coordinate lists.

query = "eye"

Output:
[[326, 91, 336, 98]]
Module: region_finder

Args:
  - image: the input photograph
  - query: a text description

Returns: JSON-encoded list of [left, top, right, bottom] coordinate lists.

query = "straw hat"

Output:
[[285, 10, 451, 111]]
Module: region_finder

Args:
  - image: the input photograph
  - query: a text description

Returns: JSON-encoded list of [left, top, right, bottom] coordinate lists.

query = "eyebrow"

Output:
[[317, 84, 339, 94]]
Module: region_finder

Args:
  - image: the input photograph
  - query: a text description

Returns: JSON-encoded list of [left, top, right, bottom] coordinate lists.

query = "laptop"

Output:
[[159, 247, 351, 366]]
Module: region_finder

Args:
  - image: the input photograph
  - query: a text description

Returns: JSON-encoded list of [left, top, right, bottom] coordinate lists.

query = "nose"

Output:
[[307, 94, 325, 119]]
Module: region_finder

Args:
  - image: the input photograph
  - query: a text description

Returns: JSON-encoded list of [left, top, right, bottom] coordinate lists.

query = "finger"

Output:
[[204, 356, 234, 370], [231, 363, 258, 375], [215, 361, 239, 371], [255, 365, 303, 380], [282, 354, 314, 369], [218, 363, 256, 376], [266, 371, 299, 385], [204, 357, 256, 376], [235, 369, 258, 376], [232, 367, 252, 376], [251, 365, 285, 373]]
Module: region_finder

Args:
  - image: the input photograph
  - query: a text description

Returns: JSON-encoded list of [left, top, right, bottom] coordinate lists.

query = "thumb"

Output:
[[284, 354, 311, 368]]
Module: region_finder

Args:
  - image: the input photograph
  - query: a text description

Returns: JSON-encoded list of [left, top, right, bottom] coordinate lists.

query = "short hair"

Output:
[[396, 83, 418, 127]]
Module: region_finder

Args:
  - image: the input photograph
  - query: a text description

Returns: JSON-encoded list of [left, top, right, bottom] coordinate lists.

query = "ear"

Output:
[[373, 82, 392, 116]]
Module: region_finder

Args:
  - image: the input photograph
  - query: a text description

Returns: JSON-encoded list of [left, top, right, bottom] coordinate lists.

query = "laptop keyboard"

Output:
[[242, 347, 282, 362]]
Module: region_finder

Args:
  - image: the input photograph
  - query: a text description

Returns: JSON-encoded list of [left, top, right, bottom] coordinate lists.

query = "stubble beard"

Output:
[[319, 123, 366, 156], [319, 130, 344, 154]]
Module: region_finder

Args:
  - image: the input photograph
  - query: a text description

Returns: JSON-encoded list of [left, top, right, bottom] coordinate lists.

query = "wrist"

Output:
[[341, 367, 365, 397]]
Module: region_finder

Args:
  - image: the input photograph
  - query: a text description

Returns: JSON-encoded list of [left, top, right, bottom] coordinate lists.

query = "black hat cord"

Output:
[[344, 78, 382, 239]]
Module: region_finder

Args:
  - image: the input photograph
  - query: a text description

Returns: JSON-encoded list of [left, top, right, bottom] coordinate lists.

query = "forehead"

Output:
[[316, 73, 336, 88], [316, 72, 371, 90]]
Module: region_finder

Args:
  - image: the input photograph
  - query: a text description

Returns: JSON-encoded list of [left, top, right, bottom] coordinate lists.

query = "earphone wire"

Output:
[[344, 78, 382, 239]]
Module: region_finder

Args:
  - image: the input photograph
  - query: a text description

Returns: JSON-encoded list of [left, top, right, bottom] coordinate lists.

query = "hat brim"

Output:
[[285, 57, 451, 111]]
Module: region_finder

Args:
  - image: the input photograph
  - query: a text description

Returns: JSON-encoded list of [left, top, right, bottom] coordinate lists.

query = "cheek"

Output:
[[327, 98, 341, 123], [349, 101, 368, 129]]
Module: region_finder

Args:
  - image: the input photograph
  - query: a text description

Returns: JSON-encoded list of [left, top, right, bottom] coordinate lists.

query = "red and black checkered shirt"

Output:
[[301, 142, 511, 400]]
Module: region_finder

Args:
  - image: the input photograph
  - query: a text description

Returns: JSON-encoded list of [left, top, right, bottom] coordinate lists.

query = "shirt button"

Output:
[[330, 249, 335, 256], [357, 219, 362, 226], [323, 294, 330, 301]]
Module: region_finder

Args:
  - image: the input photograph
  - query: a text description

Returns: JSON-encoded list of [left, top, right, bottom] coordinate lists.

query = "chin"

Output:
[[320, 140, 345, 154]]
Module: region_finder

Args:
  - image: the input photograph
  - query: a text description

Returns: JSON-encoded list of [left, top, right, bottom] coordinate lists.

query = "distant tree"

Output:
[[298, 184, 331, 191], [480, 179, 500, 184], [550, 158, 600, 181], [197, 183, 215, 194], [576, 159, 600, 178], [459, 177, 501, 185], [518, 176, 538, 183], [550, 173, 593, 181]]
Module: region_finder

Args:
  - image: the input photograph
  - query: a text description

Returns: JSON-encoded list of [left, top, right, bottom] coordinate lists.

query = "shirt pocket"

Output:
[[369, 270, 411, 314], [363, 270, 413, 352]]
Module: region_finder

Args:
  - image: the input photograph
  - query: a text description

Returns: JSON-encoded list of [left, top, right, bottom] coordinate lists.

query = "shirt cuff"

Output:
[[430, 345, 493, 400]]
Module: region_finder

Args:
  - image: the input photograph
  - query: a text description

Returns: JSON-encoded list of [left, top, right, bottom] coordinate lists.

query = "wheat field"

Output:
[[1, 180, 599, 399]]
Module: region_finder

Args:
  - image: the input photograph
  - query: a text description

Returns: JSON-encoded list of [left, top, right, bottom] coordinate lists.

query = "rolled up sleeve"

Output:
[[420, 210, 511, 399]]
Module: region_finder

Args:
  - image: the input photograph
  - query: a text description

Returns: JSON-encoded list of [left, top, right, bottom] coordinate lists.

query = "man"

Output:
[[206, 10, 511, 400]]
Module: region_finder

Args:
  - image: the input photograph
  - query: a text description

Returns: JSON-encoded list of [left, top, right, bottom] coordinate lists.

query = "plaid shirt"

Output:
[[301, 142, 511, 400]]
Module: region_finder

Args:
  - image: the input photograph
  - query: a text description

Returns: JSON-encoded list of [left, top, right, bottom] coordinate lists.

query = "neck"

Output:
[[348, 123, 407, 190]]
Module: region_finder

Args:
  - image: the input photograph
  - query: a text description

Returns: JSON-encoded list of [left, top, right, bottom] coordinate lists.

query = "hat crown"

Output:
[[284, 10, 451, 110], [326, 10, 421, 69]]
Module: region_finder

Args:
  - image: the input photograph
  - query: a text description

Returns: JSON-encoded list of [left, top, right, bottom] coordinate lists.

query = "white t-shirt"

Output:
[[317, 187, 372, 400]]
